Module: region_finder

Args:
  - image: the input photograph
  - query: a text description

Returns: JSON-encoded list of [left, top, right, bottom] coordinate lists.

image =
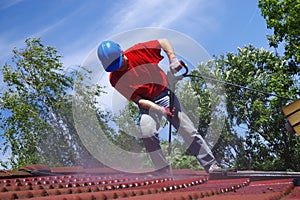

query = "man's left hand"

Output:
[[170, 58, 182, 73]]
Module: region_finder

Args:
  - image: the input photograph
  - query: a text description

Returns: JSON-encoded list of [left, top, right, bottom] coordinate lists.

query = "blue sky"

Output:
[[0, 0, 272, 167], [0, 0, 271, 69]]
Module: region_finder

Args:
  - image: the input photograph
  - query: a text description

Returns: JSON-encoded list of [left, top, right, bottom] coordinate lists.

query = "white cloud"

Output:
[[0, 0, 23, 11], [107, 0, 225, 36], [0, 0, 227, 72], [62, 0, 224, 69], [109, 0, 191, 34]]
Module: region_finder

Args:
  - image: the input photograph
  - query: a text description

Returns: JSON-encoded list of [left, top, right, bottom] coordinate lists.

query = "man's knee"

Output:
[[140, 114, 159, 137]]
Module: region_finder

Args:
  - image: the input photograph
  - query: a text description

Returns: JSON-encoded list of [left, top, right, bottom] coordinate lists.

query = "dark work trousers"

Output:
[[139, 88, 217, 172]]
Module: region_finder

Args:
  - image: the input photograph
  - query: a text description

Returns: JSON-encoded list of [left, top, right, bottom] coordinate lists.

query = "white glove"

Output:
[[169, 58, 182, 74]]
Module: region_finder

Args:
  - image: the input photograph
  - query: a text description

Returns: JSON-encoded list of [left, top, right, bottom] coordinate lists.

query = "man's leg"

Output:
[[151, 89, 217, 172], [167, 92, 217, 172], [140, 114, 170, 171], [173, 111, 217, 172]]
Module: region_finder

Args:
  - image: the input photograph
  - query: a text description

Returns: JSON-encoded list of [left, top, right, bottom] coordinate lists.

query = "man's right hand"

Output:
[[160, 107, 175, 117]]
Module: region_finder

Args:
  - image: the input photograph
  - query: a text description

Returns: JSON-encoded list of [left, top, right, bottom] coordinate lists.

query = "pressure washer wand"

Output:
[[167, 61, 189, 155]]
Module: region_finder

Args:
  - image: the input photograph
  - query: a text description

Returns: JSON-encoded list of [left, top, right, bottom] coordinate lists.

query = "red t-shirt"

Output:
[[109, 40, 168, 101]]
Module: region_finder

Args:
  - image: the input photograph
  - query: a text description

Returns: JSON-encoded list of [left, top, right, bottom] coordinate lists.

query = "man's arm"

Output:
[[158, 38, 176, 61], [132, 96, 173, 116], [158, 38, 182, 73]]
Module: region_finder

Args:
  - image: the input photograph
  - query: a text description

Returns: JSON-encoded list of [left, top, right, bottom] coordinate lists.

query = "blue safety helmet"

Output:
[[97, 40, 123, 72]]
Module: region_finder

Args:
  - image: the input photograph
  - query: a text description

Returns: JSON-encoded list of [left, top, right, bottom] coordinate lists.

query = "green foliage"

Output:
[[259, 0, 300, 68], [213, 45, 300, 171], [177, 44, 299, 171], [161, 140, 203, 170], [0, 38, 104, 169], [112, 102, 144, 152]]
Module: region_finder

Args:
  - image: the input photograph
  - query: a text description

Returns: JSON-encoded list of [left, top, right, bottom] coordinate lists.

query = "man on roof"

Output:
[[97, 38, 230, 174]]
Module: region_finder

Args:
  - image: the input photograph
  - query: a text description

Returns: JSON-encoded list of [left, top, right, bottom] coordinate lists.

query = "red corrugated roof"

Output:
[[0, 165, 299, 200]]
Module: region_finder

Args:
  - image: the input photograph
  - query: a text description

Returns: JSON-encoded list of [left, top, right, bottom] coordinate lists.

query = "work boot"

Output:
[[207, 163, 237, 173]]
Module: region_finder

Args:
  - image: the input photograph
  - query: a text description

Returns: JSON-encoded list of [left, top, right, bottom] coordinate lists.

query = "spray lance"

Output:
[[166, 60, 188, 155]]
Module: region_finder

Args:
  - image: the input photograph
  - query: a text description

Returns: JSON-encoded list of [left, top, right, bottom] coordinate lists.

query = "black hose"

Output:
[[186, 73, 294, 101]]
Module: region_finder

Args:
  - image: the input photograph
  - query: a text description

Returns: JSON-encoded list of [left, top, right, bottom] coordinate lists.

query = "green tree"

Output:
[[0, 38, 104, 169], [259, 0, 300, 68], [213, 45, 300, 170]]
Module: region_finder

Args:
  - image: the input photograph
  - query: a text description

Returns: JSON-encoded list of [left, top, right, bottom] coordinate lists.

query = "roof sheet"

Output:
[[0, 165, 299, 200]]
